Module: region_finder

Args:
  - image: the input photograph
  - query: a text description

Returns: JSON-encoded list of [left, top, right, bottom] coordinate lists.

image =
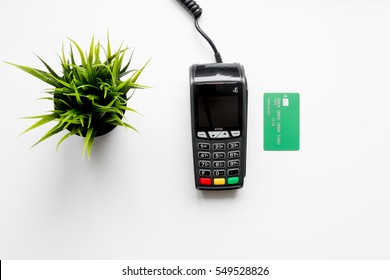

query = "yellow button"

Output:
[[214, 178, 226, 185]]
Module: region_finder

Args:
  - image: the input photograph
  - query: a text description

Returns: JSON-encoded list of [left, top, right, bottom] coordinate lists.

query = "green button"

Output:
[[228, 177, 239, 185]]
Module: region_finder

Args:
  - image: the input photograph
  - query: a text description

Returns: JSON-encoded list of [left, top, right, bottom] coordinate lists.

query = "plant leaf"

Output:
[[82, 127, 96, 159], [20, 114, 58, 135], [5, 62, 59, 87], [68, 38, 87, 67], [36, 55, 61, 79], [131, 58, 151, 83], [56, 128, 78, 151], [31, 123, 65, 148]]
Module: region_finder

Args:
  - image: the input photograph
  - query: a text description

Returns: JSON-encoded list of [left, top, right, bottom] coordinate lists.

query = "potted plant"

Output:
[[7, 36, 149, 159]]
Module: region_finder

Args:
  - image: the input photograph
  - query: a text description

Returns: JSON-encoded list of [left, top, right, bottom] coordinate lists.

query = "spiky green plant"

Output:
[[6, 36, 149, 159]]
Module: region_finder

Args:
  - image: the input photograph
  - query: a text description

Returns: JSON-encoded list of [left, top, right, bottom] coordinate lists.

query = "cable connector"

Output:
[[214, 52, 222, 64]]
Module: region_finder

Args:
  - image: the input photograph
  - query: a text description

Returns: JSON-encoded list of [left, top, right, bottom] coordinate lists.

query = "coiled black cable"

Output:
[[176, 0, 223, 63], [177, 0, 203, 18]]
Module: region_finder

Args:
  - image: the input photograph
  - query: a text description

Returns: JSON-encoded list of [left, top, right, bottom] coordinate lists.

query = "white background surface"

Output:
[[1, 0, 390, 259]]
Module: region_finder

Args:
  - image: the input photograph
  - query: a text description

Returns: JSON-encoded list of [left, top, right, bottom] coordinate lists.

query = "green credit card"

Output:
[[264, 93, 300, 151]]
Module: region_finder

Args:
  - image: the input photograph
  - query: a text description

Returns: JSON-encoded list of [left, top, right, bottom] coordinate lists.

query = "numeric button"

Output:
[[212, 143, 225, 150], [213, 170, 225, 177], [213, 161, 226, 168], [228, 160, 240, 167], [198, 152, 211, 159], [213, 152, 225, 159], [198, 161, 211, 168], [228, 142, 240, 149], [198, 143, 210, 150], [228, 151, 240, 158]]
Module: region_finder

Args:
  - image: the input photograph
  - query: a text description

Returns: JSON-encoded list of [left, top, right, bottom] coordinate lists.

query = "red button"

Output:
[[200, 178, 212, 185]]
